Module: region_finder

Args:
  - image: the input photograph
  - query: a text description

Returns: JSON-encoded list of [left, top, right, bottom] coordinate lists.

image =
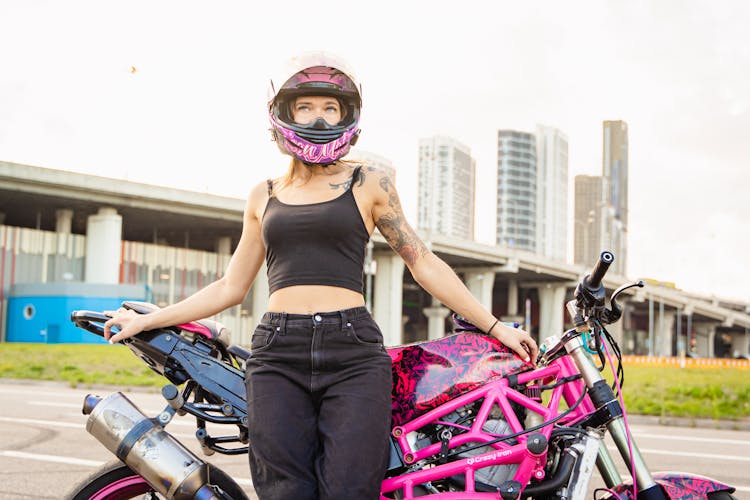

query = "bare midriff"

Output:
[[267, 285, 366, 314]]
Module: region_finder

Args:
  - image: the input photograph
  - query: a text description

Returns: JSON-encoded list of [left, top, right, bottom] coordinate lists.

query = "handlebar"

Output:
[[70, 310, 111, 338], [588, 251, 614, 289], [574, 251, 614, 319]]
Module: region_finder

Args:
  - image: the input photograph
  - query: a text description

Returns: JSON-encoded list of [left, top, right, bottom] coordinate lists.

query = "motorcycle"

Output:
[[66, 251, 738, 499]]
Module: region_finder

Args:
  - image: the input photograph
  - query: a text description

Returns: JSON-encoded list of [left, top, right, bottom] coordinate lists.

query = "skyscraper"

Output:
[[535, 125, 569, 261], [417, 136, 476, 240], [496, 130, 536, 251], [573, 121, 629, 273], [603, 121, 628, 226], [574, 175, 604, 265], [602, 120, 629, 273]]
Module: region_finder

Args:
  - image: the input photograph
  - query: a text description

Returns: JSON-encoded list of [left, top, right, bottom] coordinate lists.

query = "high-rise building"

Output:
[[574, 175, 604, 265], [417, 136, 476, 240], [603, 121, 628, 226], [535, 125, 568, 261], [602, 120, 629, 273], [573, 121, 629, 273], [496, 130, 536, 251]]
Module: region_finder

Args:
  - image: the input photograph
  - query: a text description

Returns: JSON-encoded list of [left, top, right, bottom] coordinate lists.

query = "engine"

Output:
[[457, 417, 519, 487], [405, 405, 520, 489]]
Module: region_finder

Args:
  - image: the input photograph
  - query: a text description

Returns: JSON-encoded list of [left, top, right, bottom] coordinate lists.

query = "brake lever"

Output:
[[70, 310, 112, 338], [601, 280, 645, 324]]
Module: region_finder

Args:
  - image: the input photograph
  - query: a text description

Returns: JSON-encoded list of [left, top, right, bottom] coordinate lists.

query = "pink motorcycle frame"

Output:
[[380, 332, 733, 499]]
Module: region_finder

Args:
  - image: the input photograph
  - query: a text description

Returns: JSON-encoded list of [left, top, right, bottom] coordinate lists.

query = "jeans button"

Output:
[[314, 314, 322, 322]]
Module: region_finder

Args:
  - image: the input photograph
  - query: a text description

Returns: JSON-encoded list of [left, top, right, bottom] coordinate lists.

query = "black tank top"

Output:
[[261, 166, 370, 294]]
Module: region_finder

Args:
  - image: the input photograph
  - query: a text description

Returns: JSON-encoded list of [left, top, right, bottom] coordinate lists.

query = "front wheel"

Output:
[[65, 460, 249, 500]]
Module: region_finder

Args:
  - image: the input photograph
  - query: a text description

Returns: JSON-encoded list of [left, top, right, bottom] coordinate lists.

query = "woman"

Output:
[[104, 51, 538, 500]]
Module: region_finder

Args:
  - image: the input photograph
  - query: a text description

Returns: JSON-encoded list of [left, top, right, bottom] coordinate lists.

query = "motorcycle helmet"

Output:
[[269, 51, 362, 165]]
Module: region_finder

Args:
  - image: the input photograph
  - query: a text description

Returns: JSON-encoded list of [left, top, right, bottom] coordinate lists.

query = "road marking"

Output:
[[0, 416, 83, 429], [0, 450, 103, 467], [599, 472, 750, 493], [0, 415, 238, 449], [607, 444, 750, 462], [31, 400, 171, 416], [632, 431, 750, 447], [0, 450, 254, 487], [0, 387, 99, 398], [28, 401, 82, 409], [3, 449, 746, 495], [62, 411, 195, 427]]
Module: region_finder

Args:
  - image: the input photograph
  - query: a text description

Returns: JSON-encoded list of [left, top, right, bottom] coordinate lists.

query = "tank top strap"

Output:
[[348, 165, 363, 191], [267, 179, 274, 197]]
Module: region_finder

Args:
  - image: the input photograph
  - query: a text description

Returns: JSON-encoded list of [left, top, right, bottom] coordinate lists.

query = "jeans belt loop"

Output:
[[279, 313, 287, 335], [340, 309, 349, 332]]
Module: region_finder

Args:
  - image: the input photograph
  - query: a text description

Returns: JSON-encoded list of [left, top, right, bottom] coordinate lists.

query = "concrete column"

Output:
[[685, 312, 694, 355], [423, 296, 450, 340], [54, 209, 74, 280], [502, 280, 523, 324], [606, 319, 624, 347], [215, 236, 232, 255], [84, 207, 122, 284], [464, 269, 494, 311], [55, 209, 73, 233], [537, 283, 567, 341], [250, 262, 270, 330], [373, 252, 405, 346], [507, 280, 519, 316], [658, 310, 676, 356], [729, 331, 748, 358], [647, 294, 658, 356], [707, 325, 717, 358]]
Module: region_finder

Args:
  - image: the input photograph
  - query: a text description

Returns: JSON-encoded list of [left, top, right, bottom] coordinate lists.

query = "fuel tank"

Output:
[[388, 332, 529, 426]]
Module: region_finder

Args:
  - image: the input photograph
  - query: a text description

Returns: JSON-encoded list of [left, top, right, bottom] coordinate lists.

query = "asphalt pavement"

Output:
[[1, 379, 748, 499]]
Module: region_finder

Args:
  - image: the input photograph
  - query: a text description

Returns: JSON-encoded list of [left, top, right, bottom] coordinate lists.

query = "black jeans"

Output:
[[245, 306, 392, 500]]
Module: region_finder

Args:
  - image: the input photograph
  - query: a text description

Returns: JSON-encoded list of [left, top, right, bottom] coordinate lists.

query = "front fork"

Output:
[[566, 336, 668, 499]]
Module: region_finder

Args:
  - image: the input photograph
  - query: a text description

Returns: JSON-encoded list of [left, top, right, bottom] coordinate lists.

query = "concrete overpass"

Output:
[[2, 160, 748, 356]]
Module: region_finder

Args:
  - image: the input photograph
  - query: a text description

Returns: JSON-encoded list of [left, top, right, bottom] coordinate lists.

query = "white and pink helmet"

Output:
[[269, 52, 362, 165]]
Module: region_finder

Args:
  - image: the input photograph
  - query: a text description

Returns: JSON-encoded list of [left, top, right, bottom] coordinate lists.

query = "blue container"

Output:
[[6, 283, 146, 344]]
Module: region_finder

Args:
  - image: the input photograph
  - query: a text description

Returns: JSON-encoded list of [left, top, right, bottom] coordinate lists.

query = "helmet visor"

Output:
[[280, 66, 359, 97]]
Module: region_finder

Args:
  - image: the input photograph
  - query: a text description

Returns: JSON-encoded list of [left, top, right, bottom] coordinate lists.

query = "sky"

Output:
[[1, 0, 749, 301]]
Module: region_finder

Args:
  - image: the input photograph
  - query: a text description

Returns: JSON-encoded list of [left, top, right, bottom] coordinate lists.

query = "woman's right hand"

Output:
[[103, 307, 149, 344]]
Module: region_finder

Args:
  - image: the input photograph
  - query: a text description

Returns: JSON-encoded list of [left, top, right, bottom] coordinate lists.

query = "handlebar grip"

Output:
[[588, 251, 614, 289], [70, 310, 111, 338]]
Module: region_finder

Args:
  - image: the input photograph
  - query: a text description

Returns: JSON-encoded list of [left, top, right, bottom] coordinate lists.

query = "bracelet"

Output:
[[486, 319, 500, 336]]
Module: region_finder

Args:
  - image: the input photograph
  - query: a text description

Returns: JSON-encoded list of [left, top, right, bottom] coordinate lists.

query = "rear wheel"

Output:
[[66, 460, 248, 499]]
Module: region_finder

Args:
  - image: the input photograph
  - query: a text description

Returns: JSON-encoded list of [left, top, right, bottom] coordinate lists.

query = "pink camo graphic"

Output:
[[605, 472, 734, 499], [388, 333, 530, 426]]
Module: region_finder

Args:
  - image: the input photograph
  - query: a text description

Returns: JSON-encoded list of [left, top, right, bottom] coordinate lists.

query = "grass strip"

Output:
[[0, 343, 163, 388], [618, 363, 750, 421], [1, 344, 749, 421]]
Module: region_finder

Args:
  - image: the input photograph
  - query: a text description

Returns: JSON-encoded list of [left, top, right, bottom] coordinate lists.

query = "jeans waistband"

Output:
[[260, 306, 371, 333]]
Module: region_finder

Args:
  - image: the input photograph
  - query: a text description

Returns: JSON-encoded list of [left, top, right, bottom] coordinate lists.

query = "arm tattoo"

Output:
[[375, 175, 429, 266], [377, 212, 428, 266], [378, 174, 399, 208]]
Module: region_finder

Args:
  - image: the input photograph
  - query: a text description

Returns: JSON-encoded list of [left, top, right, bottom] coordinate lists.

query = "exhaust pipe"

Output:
[[83, 392, 218, 499]]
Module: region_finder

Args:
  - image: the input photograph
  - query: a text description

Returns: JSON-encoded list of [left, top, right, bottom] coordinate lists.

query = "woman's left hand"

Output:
[[491, 324, 538, 364]]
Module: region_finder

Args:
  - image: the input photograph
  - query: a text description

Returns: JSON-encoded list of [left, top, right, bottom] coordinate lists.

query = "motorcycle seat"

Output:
[[122, 301, 232, 348]]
